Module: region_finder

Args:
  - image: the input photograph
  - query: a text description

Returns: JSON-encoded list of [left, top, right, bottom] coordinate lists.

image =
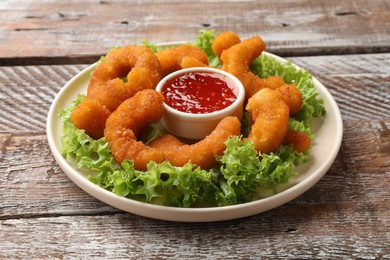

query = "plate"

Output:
[[47, 44, 343, 222]]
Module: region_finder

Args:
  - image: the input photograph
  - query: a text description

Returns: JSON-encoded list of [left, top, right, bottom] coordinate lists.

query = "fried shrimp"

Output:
[[180, 56, 208, 69], [246, 88, 290, 154], [104, 89, 165, 171], [282, 130, 311, 153], [70, 100, 111, 140], [71, 45, 162, 139], [220, 36, 285, 99], [211, 31, 241, 57], [104, 90, 240, 170], [276, 84, 303, 116], [156, 45, 209, 77], [150, 116, 241, 169]]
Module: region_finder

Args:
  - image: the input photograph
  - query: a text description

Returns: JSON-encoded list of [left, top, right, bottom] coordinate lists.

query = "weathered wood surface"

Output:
[[1, 0, 390, 258], [1, 54, 389, 258], [1, 0, 390, 65]]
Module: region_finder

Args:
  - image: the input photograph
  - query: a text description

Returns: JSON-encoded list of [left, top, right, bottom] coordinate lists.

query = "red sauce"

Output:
[[161, 71, 237, 114]]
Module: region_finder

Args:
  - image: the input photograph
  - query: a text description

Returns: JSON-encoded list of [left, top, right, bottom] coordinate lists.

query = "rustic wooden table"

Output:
[[1, 0, 389, 258]]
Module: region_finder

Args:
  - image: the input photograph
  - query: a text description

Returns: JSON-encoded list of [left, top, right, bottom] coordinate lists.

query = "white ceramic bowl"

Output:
[[155, 67, 245, 139]]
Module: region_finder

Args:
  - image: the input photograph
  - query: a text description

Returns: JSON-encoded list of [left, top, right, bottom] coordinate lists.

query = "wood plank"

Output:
[[1, 0, 390, 64], [292, 54, 390, 119], [0, 134, 122, 219], [0, 65, 87, 134], [1, 54, 389, 135], [1, 203, 389, 258]]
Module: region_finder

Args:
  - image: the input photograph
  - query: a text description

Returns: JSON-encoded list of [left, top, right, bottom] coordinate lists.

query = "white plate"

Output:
[[47, 44, 343, 222]]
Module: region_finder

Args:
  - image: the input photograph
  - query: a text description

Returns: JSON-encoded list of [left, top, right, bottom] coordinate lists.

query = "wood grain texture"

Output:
[[0, 53, 389, 258], [1, 1, 390, 255], [0, 65, 86, 134], [1, 204, 389, 259], [1, 0, 390, 65]]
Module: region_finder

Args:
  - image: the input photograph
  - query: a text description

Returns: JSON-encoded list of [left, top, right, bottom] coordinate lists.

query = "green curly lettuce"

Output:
[[59, 94, 120, 174], [190, 29, 221, 67], [214, 136, 307, 205], [59, 30, 325, 207]]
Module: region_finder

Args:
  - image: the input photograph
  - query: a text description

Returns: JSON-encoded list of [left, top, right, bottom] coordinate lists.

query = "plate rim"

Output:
[[46, 43, 343, 222]]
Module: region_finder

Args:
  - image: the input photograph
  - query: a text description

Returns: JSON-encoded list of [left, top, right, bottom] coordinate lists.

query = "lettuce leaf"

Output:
[[190, 29, 221, 68], [141, 40, 163, 53], [59, 30, 325, 207], [59, 94, 120, 174]]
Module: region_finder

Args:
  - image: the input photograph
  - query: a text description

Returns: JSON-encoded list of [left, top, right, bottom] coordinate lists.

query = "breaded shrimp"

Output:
[[282, 130, 311, 153], [150, 116, 241, 169], [71, 45, 162, 139], [246, 88, 290, 154], [180, 56, 208, 69], [211, 31, 241, 57], [104, 89, 165, 171], [156, 45, 209, 77], [105, 90, 240, 170], [276, 84, 303, 116], [220, 36, 285, 99], [70, 99, 111, 139]]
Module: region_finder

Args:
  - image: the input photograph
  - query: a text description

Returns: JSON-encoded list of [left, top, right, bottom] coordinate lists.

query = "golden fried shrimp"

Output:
[[70, 100, 111, 139], [245, 88, 289, 154], [156, 45, 209, 77], [282, 130, 311, 153], [211, 31, 241, 57], [150, 116, 241, 169], [71, 45, 162, 139], [276, 84, 303, 116], [180, 56, 208, 69], [148, 134, 185, 155], [220, 36, 285, 99], [104, 89, 165, 171]]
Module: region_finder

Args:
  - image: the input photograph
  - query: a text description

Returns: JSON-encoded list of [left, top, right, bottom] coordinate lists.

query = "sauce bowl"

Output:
[[155, 67, 245, 140]]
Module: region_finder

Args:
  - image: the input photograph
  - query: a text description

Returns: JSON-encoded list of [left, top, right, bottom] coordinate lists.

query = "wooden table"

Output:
[[1, 0, 389, 258]]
